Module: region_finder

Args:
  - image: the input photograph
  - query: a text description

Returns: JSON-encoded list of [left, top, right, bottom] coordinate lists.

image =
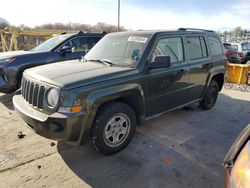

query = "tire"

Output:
[[91, 102, 136, 155], [200, 80, 219, 110]]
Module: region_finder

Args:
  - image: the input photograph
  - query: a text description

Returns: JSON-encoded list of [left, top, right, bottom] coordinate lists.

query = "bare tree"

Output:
[[0, 17, 9, 29], [35, 22, 126, 33]]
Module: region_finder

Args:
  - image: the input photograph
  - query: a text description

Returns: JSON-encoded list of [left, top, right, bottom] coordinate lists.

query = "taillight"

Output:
[[229, 140, 250, 188], [225, 50, 233, 57]]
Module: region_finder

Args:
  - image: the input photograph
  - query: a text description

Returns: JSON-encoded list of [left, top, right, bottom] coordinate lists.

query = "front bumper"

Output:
[[0, 69, 15, 93], [13, 94, 85, 143]]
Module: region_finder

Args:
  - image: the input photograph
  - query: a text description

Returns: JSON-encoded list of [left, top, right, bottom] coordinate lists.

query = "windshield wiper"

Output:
[[86, 59, 116, 67]]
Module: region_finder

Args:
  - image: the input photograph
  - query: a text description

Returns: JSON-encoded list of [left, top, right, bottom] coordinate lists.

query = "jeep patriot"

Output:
[[13, 28, 226, 155]]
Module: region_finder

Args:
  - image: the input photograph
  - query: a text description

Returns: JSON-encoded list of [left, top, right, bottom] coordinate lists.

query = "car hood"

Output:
[[25, 60, 135, 89], [0, 50, 32, 60]]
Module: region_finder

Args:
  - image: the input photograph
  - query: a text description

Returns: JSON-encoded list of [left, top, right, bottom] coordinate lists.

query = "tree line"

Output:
[[0, 17, 125, 33], [0, 17, 125, 51], [220, 27, 250, 42]]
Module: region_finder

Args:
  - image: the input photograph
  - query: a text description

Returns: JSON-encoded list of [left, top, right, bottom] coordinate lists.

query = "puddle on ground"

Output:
[[0, 154, 10, 165]]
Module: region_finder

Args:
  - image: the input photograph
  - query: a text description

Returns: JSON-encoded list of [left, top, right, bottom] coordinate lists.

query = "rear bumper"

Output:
[[13, 94, 85, 143]]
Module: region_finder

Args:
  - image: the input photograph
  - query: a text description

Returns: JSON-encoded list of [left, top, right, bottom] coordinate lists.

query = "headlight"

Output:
[[0, 58, 15, 64], [47, 88, 59, 108], [230, 140, 250, 188]]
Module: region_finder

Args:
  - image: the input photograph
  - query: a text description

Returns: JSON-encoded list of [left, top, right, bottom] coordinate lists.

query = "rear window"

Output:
[[208, 36, 223, 56], [187, 36, 208, 60], [231, 45, 238, 51], [224, 44, 233, 50]]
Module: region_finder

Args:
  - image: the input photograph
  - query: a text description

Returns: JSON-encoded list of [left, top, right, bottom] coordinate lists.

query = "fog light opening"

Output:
[[49, 123, 63, 132], [2, 73, 7, 83]]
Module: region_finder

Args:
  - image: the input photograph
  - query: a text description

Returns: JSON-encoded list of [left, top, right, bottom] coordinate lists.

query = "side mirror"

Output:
[[148, 56, 171, 69], [59, 45, 72, 56], [84, 49, 89, 55]]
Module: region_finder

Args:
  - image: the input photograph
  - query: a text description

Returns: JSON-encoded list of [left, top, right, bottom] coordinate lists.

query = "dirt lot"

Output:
[[0, 89, 250, 188]]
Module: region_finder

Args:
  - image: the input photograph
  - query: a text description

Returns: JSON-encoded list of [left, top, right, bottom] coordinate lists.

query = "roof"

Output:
[[107, 28, 217, 38], [58, 31, 106, 38]]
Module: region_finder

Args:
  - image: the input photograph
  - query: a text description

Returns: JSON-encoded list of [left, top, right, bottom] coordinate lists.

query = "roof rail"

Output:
[[178, 28, 214, 32], [78, 31, 84, 34], [77, 30, 107, 35]]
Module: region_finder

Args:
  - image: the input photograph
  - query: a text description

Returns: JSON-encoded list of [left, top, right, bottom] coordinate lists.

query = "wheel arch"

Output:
[[78, 83, 145, 144], [211, 73, 224, 91]]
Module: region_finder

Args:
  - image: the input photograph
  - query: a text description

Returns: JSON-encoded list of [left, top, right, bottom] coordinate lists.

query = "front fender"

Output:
[[77, 83, 145, 145]]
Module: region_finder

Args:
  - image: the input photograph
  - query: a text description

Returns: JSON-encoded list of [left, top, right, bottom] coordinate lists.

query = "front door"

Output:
[[54, 37, 89, 62], [145, 36, 190, 117]]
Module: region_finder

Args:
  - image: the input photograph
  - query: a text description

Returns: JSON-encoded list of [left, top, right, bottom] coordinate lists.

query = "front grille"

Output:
[[21, 76, 46, 110]]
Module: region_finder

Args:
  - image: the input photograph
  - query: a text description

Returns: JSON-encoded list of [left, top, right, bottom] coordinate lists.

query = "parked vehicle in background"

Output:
[[0, 31, 105, 93], [223, 124, 250, 188], [230, 42, 250, 63], [223, 43, 241, 64], [13, 28, 226, 155]]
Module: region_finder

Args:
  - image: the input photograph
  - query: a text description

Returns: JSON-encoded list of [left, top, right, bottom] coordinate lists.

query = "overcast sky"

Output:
[[1, 0, 250, 31]]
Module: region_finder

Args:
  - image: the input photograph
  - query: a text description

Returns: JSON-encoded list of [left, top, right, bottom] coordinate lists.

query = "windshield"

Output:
[[84, 34, 150, 67], [31, 34, 71, 52]]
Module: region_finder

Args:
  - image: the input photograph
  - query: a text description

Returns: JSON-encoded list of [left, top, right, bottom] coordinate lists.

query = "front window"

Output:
[[84, 34, 150, 67], [150, 37, 184, 65], [31, 34, 71, 52], [61, 37, 88, 52]]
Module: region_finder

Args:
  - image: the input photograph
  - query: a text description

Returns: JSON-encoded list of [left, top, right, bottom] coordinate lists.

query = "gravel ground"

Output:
[[1, 89, 250, 188], [224, 82, 250, 92]]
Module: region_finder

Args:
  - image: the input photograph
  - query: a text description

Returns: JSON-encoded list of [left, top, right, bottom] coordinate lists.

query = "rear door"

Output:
[[185, 35, 211, 100], [145, 35, 190, 117]]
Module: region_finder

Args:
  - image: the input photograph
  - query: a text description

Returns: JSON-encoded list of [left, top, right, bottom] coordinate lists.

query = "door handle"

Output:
[[176, 69, 185, 77], [203, 63, 212, 69]]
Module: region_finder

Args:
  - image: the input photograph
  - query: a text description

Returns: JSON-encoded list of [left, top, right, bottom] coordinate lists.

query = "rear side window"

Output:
[[208, 36, 223, 56], [187, 36, 208, 60], [151, 37, 184, 64]]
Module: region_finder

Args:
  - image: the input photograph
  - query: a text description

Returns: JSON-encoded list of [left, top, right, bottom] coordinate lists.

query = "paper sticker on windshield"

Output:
[[128, 36, 148, 43]]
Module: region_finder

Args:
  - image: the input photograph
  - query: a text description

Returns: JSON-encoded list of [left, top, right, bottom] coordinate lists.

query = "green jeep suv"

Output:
[[13, 28, 226, 155]]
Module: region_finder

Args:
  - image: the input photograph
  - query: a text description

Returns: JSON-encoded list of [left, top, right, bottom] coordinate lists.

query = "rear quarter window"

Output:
[[208, 36, 223, 56]]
